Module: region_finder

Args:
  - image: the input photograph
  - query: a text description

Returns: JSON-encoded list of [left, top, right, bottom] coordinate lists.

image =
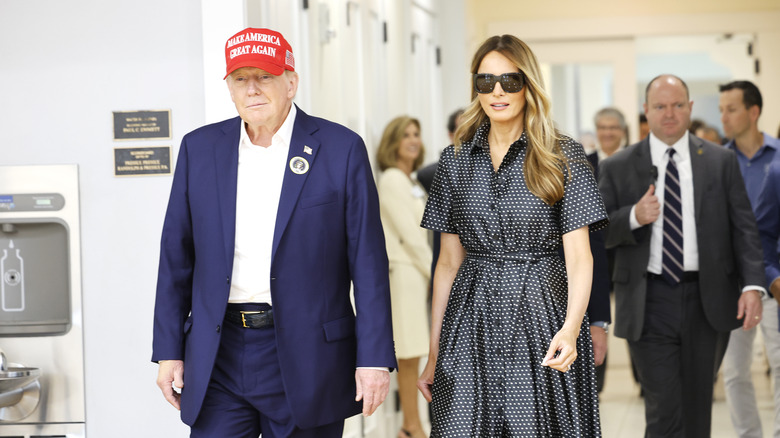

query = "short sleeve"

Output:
[[421, 146, 458, 234], [558, 138, 609, 234]]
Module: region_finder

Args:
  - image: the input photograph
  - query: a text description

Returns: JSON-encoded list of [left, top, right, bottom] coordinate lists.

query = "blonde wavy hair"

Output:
[[454, 35, 567, 206], [376, 116, 426, 171]]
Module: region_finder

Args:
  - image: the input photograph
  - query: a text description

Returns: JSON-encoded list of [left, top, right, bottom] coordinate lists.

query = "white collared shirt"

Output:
[[635, 132, 699, 274], [596, 144, 624, 162], [228, 105, 297, 304]]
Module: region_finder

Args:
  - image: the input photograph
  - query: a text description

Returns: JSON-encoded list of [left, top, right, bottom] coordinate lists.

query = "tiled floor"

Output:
[[382, 301, 778, 438], [599, 324, 777, 437]]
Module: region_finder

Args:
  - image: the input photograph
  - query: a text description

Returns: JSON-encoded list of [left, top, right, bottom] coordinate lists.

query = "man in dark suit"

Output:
[[417, 108, 464, 290], [754, 158, 780, 437], [152, 27, 396, 437], [598, 74, 765, 437], [757, 160, 780, 298], [583, 147, 612, 392], [417, 108, 464, 191]]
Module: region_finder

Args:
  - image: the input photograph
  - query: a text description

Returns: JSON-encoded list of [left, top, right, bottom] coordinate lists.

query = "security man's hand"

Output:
[[635, 185, 660, 226]]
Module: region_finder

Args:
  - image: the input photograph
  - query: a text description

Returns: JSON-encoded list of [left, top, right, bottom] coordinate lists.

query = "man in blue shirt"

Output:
[[720, 80, 780, 438]]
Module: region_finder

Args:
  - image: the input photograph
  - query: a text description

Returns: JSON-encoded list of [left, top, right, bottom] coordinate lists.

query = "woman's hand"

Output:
[[541, 326, 578, 373], [416, 357, 436, 402]]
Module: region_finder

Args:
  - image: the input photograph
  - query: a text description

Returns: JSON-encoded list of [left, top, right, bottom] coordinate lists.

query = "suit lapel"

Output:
[[272, 106, 321, 259], [632, 138, 654, 193], [688, 133, 706, 223], [214, 117, 241, 268]]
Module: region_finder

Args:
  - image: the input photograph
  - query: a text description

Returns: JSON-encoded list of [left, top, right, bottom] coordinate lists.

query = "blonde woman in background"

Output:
[[376, 116, 433, 438], [417, 35, 607, 436]]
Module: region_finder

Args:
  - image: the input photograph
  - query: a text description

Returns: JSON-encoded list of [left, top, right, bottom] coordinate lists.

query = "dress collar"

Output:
[[469, 120, 528, 155]]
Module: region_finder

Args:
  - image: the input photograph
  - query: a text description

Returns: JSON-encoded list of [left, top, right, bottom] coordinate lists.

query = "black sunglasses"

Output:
[[473, 72, 525, 94]]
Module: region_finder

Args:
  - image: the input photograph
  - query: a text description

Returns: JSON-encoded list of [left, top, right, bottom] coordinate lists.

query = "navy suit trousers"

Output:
[[190, 313, 344, 438]]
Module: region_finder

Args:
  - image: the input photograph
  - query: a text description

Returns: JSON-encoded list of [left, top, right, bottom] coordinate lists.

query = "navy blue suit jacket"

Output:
[[756, 159, 780, 289], [152, 107, 396, 428]]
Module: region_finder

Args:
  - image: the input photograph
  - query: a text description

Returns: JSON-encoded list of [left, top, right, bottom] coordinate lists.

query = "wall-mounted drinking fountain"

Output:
[[0, 349, 40, 422], [0, 165, 84, 437]]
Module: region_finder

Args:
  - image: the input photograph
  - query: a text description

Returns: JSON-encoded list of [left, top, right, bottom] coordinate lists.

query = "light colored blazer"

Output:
[[378, 167, 432, 280]]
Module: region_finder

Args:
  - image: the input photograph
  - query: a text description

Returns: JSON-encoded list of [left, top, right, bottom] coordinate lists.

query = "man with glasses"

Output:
[[593, 107, 628, 161], [585, 107, 628, 392]]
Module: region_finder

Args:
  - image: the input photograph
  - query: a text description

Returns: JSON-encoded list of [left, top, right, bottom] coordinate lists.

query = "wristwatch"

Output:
[[591, 321, 609, 334]]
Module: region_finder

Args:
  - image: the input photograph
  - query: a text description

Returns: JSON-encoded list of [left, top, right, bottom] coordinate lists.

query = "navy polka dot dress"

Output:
[[421, 122, 608, 437]]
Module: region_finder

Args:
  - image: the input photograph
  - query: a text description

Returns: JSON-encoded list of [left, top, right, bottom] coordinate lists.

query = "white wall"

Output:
[[487, 11, 780, 139], [202, 0, 245, 123], [0, 0, 203, 436], [0, 0, 467, 437], [436, 0, 470, 154]]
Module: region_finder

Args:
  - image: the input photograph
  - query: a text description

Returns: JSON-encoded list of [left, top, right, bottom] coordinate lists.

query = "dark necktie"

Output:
[[662, 148, 684, 285]]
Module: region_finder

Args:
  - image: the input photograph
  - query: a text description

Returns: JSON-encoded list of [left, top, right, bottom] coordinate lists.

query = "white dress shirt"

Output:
[[596, 144, 624, 162], [228, 105, 297, 304], [630, 132, 764, 294], [227, 106, 388, 372], [630, 132, 699, 273]]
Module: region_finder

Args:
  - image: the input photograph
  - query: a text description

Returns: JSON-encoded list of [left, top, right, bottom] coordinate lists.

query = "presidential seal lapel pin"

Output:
[[289, 156, 310, 175]]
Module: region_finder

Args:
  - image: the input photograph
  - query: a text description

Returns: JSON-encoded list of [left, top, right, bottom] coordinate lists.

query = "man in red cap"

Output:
[[152, 27, 396, 437]]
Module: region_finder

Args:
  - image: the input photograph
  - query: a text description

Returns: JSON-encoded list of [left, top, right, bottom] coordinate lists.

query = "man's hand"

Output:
[[157, 360, 184, 410], [355, 369, 390, 416], [590, 325, 608, 366], [737, 290, 763, 330], [635, 185, 660, 226]]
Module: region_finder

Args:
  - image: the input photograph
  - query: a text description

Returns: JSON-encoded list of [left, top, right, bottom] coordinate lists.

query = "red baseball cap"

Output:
[[224, 28, 295, 79]]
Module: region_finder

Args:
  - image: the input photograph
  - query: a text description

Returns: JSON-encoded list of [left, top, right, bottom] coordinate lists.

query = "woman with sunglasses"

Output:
[[417, 35, 607, 436], [376, 116, 433, 438]]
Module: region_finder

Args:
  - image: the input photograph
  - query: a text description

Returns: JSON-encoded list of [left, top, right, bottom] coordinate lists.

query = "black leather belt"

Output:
[[647, 272, 699, 283], [225, 304, 274, 328]]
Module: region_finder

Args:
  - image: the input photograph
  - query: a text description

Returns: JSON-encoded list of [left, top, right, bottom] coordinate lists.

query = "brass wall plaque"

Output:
[[113, 110, 171, 140], [114, 146, 171, 176]]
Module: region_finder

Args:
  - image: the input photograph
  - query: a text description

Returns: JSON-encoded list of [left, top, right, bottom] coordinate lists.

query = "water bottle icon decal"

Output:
[[1, 240, 25, 312]]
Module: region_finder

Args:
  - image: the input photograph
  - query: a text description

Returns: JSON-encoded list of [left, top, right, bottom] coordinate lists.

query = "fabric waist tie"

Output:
[[466, 249, 557, 262]]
